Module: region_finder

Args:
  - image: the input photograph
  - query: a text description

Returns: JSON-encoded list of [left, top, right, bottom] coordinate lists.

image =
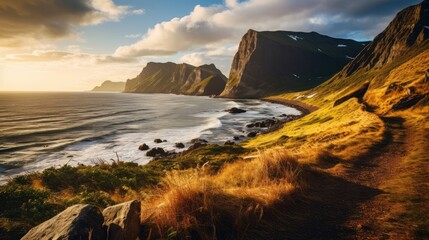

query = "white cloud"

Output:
[[131, 9, 145, 15], [180, 45, 239, 74], [114, 0, 418, 59], [91, 0, 128, 22], [125, 33, 142, 38]]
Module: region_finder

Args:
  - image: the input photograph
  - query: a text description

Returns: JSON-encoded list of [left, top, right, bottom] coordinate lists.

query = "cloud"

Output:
[[125, 33, 142, 38], [131, 9, 145, 15], [0, 0, 128, 48], [180, 45, 238, 71], [2, 49, 137, 65], [114, 0, 420, 58]]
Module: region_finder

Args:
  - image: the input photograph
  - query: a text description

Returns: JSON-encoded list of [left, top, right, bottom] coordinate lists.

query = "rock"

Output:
[[225, 107, 247, 114], [190, 138, 208, 144], [138, 143, 149, 151], [246, 123, 255, 128], [163, 140, 167, 142], [224, 140, 235, 146], [21, 204, 104, 240], [103, 200, 141, 240], [233, 136, 240, 141], [154, 139, 163, 144], [175, 142, 185, 148], [146, 147, 166, 157], [124, 62, 227, 96], [247, 132, 258, 138]]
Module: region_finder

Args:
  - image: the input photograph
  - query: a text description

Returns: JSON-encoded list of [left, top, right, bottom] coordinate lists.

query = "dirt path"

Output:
[[340, 116, 412, 239]]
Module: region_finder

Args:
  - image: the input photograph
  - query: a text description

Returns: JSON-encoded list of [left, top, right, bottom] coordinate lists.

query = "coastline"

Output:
[[261, 97, 318, 116]]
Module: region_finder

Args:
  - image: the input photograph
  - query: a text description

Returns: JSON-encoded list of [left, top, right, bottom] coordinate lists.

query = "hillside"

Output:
[[258, 1, 429, 238], [220, 30, 367, 98], [91, 80, 125, 92], [124, 62, 227, 96]]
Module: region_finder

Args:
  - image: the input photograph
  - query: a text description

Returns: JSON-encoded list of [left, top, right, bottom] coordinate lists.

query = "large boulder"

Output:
[[146, 147, 166, 157], [138, 143, 150, 151], [21, 204, 104, 240], [103, 200, 141, 240]]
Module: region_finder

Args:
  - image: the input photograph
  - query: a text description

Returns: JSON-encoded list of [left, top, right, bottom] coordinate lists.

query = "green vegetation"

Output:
[[0, 161, 163, 239], [0, 144, 248, 239]]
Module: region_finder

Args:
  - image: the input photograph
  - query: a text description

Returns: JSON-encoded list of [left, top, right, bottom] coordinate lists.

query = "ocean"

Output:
[[0, 92, 301, 183]]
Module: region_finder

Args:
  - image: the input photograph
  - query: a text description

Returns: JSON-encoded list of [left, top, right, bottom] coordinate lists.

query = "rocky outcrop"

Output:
[[92, 80, 126, 92], [124, 62, 227, 96], [103, 200, 141, 240], [220, 30, 367, 98], [339, 0, 429, 77], [21, 204, 104, 240], [22, 201, 143, 240]]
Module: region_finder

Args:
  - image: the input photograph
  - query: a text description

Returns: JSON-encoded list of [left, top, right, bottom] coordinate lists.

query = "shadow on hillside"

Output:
[[244, 169, 382, 240]]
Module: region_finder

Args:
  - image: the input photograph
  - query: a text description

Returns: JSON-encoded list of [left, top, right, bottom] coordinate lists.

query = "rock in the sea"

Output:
[[224, 140, 235, 146], [225, 107, 247, 114], [103, 200, 141, 240], [246, 123, 255, 128], [233, 136, 240, 141], [138, 143, 150, 151], [21, 204, 104, 240], [154, 139, 163, 144], [146, 147, 166, 157], [247, 132, 258, 138], [175, 142, 185, 148]]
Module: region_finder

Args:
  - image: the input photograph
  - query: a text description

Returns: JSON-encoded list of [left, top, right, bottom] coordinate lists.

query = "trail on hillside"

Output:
[[340, 116, 411, 239]]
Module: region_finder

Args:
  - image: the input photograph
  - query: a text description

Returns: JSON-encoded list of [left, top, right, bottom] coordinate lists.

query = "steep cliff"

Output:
[[91, 80, 125, 92], [124, 62, 227, 96], [307, 0, 429, 113], [220, 30, 367, 98], [339, 0, 429, 77]]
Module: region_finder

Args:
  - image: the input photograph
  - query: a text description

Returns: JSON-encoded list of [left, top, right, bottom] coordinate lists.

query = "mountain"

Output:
[[260, 2, 428, 237], [307, 0, 429, 113], [339, 0, 429, 77], [124, 62, 227, 96], [91, 81, 125, 92], [219, 30, 367, 98]]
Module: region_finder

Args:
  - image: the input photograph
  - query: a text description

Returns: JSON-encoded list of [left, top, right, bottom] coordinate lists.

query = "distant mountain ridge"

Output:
[[124, 62, 227, 96], [91, 81, 125, 92], [220, 30, 368, 98]]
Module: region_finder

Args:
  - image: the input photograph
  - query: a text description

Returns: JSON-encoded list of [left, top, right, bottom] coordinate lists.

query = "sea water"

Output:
[[0, 92, 301, 183]]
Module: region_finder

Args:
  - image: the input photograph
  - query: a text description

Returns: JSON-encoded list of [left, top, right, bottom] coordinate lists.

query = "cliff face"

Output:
[[339, 0, 429, 77], [124, 62, 227, 96], [306, 0, 429, 115], [91, 81, 125, 92], [220, 30, 367, 98]]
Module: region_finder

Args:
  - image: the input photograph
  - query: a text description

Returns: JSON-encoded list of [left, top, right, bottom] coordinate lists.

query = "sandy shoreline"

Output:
[[261, 97, 318, 116]]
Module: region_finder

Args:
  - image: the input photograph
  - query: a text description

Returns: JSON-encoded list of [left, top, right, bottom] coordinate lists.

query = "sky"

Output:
[[0, 0, 421, 91]]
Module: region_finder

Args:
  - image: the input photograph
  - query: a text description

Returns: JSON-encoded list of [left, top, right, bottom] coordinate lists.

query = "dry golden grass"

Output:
[[365, 50, 429, 114], [244, 98, 385, 162], [140, 149, 302, 239]]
